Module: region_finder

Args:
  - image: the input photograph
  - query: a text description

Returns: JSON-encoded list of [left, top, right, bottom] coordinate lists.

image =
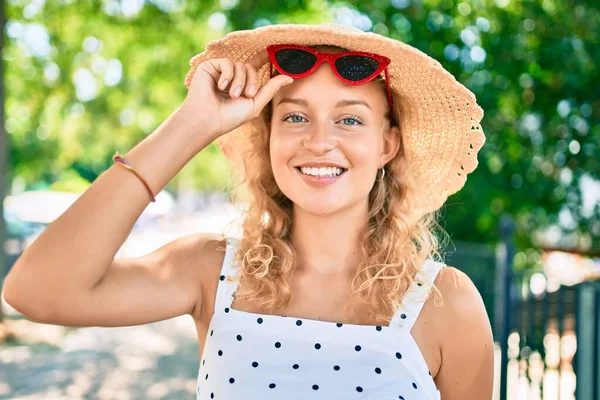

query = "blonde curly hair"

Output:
[[227, 45, 448, 325]]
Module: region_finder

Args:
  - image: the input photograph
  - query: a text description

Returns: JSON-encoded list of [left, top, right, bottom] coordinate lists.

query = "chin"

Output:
[[295, 202, 346, 217], [273, 169, 361, 217], [287, 192, 349, 217]]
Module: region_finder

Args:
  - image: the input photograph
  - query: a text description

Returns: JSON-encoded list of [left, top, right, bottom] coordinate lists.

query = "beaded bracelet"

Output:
[[112, 152, 156, 203]]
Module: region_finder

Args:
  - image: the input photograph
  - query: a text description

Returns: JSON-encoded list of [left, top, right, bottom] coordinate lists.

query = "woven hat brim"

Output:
[[184, 23, 485, 224]]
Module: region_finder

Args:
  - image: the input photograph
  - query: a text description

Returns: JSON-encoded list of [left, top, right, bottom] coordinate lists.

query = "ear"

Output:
[[379, 125, 401, 166]]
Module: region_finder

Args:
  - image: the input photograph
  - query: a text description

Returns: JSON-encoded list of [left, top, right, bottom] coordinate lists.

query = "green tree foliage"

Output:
[[4, 0, 599, 254]]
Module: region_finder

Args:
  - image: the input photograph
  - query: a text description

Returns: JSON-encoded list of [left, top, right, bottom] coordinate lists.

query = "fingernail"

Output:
[[220, 80, 228, 90], [248, 85, 256, 95], [233, 86, 241, 97]]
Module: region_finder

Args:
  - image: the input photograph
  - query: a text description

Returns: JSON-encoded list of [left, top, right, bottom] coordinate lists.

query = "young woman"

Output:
[[4, 23, 494, 399]]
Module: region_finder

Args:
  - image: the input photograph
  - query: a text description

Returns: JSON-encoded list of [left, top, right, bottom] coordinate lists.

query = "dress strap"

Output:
[[389, 259, 446, 330], [214, 236, 241, 312]]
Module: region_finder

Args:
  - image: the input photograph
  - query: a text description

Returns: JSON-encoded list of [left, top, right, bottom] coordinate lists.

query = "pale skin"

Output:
[[4, 47, 494, 399]]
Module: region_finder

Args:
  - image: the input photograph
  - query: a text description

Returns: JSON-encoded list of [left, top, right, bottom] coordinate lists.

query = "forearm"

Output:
[[3, 105, 215, 311]]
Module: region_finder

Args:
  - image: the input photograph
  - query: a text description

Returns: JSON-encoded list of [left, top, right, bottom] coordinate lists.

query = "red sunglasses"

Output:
[[266, 44, 393, 108]]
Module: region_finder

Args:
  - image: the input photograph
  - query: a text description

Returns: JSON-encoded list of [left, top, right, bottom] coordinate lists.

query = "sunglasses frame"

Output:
[[266, 44, 393, 108]]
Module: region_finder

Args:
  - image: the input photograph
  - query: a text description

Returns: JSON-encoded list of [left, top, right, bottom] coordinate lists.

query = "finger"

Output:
[[215, 59, 234, 91], [229, 62, 247, 98], [244, 62, 259, 97], [252, 74, 294, 114], [245, 49, 270, 72]]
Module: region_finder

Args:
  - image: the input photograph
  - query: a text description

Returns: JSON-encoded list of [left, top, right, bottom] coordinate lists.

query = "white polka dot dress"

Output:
[[197, 237, 443, 400]]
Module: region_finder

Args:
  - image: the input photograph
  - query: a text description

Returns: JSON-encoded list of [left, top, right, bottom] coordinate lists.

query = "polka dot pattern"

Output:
[[196, 237, 443, 399]]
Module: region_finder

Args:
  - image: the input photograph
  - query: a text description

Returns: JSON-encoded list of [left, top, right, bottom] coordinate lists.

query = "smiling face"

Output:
[[269, 47, 401, 217]]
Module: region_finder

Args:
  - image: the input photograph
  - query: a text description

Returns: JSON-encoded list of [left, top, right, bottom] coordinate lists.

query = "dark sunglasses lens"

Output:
[[335, 56, 380, 81], [275, 49, 317, 74]]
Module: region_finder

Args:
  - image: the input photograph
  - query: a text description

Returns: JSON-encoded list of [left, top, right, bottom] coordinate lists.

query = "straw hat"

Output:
[[184, 23, 486, 226]]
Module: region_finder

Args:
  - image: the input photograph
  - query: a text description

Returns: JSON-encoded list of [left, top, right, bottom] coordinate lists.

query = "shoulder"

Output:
[[157, 231, 227, 269], [155, 232, 228, 315], [433, 265, 492, 340], [434, 266, 484, 310], [432, 266, 495, 399]]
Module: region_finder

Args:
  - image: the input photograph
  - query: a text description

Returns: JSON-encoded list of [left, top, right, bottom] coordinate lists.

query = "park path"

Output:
[[1, 312, 200, 400]]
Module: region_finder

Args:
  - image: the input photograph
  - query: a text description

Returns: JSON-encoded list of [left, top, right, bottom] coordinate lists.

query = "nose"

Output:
[[302, 122, 337, 155]]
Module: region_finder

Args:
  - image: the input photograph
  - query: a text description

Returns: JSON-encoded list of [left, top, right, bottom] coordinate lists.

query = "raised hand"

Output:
[[182, 49, 294, 139]]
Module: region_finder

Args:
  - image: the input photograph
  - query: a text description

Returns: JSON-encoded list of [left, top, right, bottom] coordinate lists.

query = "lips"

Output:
[[294, 167, 347, 187], [296, 164, 347, 169], [299, 167, 347, 171], [295, 166, 347, 177]]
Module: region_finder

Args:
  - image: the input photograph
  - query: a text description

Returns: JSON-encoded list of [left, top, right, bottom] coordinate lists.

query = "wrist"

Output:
[[176, 103, 218, 133], [173, 104, 220, 148]]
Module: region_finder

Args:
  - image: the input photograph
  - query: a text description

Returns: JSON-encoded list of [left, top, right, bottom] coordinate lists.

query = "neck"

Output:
[[290, 200, 369, 279]]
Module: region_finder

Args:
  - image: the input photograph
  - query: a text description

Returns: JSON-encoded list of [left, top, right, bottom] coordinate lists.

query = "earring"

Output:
[[377, 167, 386, 181]]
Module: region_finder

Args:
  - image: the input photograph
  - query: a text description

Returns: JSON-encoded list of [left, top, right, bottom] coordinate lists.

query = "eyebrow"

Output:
[[276, 97, 371, 110]]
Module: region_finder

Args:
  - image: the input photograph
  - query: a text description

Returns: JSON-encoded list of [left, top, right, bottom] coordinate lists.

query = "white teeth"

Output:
[[300, 166, 345, 177]]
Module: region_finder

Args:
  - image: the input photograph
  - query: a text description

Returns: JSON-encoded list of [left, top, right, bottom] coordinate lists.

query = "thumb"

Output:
[[253, 75, 294, 112]]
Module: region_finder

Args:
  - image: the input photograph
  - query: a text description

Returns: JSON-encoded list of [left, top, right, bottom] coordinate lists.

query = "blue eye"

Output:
[[283, 113, 306, 123], [282, 113, 363, 126], [342, 117, 362, 126]]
